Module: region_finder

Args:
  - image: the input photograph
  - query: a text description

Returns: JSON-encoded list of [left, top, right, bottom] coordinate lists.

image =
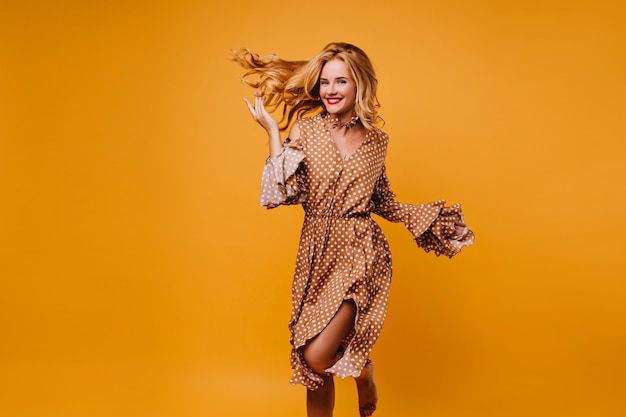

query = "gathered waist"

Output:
[[304, 212, 371, 220]]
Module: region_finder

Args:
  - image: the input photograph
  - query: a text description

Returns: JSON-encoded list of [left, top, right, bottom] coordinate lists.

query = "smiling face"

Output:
[[319, 58, 357, 120]]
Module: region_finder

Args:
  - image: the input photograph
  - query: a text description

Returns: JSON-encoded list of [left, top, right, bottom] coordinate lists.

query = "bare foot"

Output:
[[355, 360, 378, 417]]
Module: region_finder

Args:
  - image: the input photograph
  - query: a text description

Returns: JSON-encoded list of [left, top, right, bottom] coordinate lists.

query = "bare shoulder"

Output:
[[287, 115, 318, 141], [288, 120, 301, 140]]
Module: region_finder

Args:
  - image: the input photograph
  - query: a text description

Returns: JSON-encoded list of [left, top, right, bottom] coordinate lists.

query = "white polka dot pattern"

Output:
[[260, 115, 474, 390]]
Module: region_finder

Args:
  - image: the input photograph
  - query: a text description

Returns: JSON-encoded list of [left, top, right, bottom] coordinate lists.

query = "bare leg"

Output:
[[355, 359, 378, 417], [303, 300, 357, 374], [302, 300, 357, 417], [307, 374, 334, 417]]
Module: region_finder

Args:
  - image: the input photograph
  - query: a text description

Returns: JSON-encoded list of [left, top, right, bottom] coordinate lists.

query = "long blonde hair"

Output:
[[232, 42, 382, 131]]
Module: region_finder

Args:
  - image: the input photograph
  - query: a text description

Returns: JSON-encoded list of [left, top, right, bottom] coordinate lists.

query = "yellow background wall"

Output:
[[1, 1, 625, 416]]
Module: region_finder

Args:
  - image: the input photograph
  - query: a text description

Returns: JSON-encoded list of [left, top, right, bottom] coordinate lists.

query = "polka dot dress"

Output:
[[260, 115, 474, 391]]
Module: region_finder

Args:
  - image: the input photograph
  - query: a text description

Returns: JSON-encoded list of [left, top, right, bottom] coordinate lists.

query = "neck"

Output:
[[324, 113, 360, 129]]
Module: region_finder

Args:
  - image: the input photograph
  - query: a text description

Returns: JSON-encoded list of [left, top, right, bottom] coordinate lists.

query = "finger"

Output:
[[243, 98, 256, 116], [257, 97, 268, 118], [257, 95, 265, 111]]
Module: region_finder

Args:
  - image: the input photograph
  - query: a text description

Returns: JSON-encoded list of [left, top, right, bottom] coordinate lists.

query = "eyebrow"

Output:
[[319, 76, 349, 81]]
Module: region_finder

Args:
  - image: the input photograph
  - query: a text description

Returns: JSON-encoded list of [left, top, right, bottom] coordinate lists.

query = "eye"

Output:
[[338, 79, 347, 84], [320, 80, 329, 85]]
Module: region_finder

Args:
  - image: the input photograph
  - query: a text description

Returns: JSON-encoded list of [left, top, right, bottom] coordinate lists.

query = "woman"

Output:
[[233, 42, 474, 417]]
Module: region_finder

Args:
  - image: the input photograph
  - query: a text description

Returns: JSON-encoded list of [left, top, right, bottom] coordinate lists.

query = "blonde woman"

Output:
[[233, 42, 474, 417]]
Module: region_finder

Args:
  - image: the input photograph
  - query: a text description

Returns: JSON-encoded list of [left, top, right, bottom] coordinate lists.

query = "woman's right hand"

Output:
[[244, 93, 279, 135], [244, 93, 283, 157]]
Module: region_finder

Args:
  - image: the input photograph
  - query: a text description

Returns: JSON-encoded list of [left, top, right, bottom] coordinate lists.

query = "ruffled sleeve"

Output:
[[370, 166, 474, 257], [414, 204, 475, 257], [260, 137, 306, 208]]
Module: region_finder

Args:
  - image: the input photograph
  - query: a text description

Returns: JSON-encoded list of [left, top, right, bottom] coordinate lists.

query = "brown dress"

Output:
[[260, 114, 474, 390]]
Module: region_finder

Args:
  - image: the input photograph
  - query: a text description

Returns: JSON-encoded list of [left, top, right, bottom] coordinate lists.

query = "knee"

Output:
[[302, 346, 332, 375]]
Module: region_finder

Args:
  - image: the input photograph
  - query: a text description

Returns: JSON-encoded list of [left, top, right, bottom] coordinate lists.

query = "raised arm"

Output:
[[249, 101, 305, 208], [244, 94, 283, 157]]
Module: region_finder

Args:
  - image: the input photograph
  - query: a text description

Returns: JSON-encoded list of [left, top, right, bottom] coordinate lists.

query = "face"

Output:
[[319, 58, 357, 118]]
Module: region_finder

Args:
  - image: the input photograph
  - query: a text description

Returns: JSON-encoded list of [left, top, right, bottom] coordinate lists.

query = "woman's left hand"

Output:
[[453, 222, 468, 239]]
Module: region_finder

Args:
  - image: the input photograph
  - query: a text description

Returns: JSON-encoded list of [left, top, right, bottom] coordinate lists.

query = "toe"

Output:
[[360, 403, 376, 417]]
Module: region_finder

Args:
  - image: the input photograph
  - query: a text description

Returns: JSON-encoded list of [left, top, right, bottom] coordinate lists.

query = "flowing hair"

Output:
[[232, 42, 382, 131]]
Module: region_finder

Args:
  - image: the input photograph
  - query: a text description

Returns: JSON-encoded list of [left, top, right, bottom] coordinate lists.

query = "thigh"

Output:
[[304, 300, 357, 363]]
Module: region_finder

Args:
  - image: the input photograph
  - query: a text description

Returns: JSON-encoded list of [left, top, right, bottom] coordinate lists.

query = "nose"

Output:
[[328, 82, 337, 94]]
